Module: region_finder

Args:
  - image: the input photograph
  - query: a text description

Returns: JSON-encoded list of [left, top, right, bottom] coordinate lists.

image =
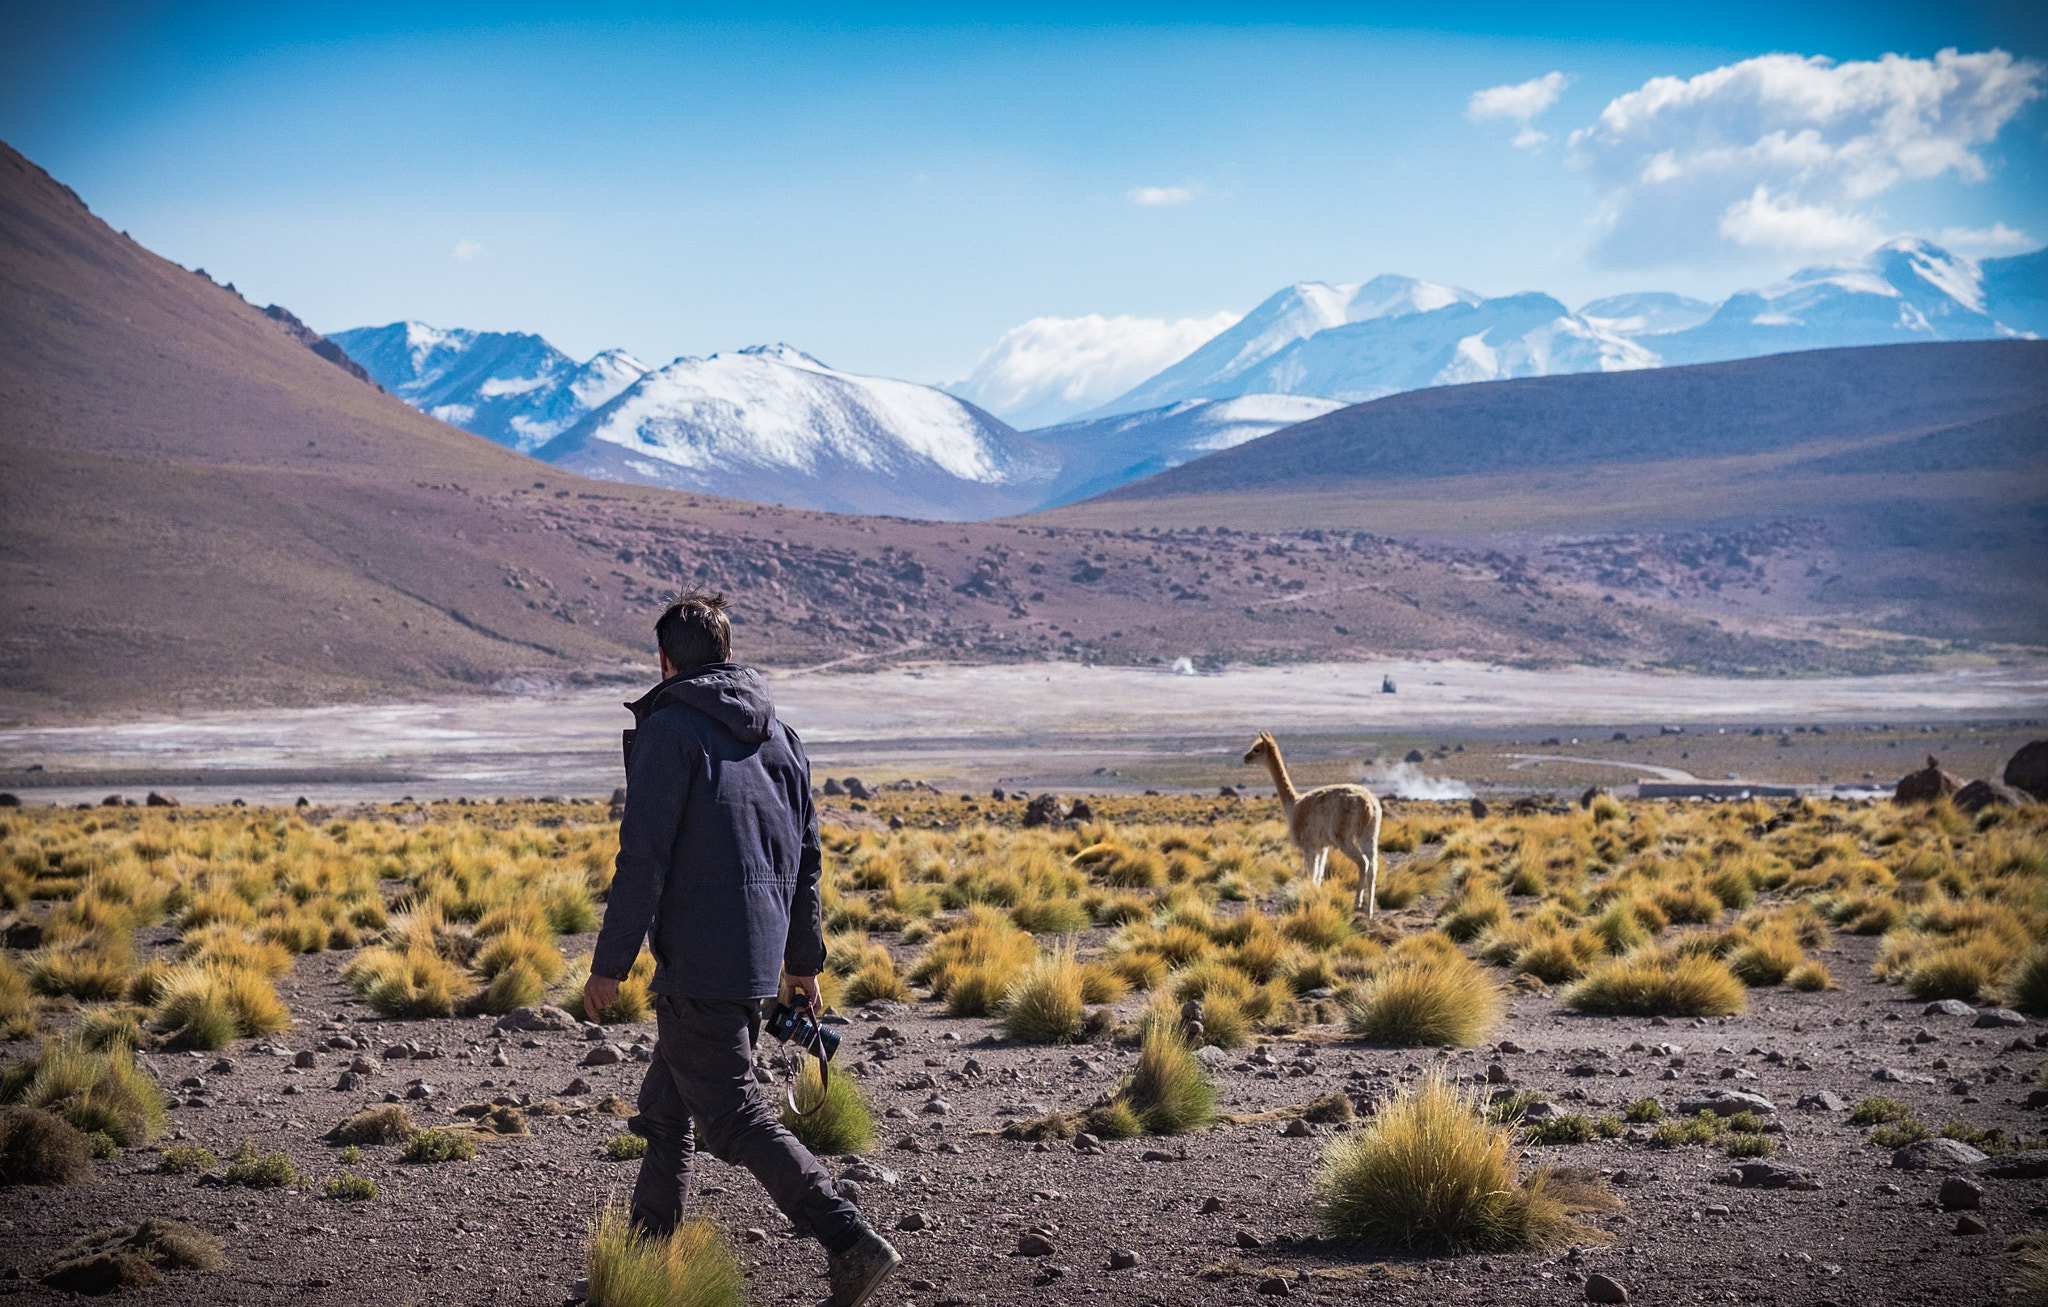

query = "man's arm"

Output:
[[782, 729, 826, 983], [591, 712, 690, 987]]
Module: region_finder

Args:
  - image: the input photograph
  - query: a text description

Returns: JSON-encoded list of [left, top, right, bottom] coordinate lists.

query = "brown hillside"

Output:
[[1045, 343, 2048, 644], [0, 142, 1959, 724]]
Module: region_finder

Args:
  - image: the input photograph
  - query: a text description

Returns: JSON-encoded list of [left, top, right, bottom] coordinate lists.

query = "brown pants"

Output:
[[629, 992, 860, 1250]]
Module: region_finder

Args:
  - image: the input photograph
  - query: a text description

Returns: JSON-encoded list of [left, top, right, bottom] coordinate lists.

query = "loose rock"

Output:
[[1015, 1233, 1055, 1257], [1108, 1249, 1141, 1270], [1892, 1138, 1989, 1170], [1973, 1008, 2028, 1029], [1585, 1273, 1630, 1303], [581, 1044, 626, 1067], [1938, 1176, 1983, 1210]]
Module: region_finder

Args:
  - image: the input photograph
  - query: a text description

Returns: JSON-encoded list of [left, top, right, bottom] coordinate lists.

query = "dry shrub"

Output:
[[327, 1105, 418, 1146], [1439, 881, 1505, 942], [1727, 930, 1803, 987], [1107, 950, 1168, 992], [605, 1132, 649, 1160], [476, 960, 547, 1014], [222, 1140, 304, 1187], [1591, 902, 1650, 955], [1513, 931, 1600, 985], [1786, 961, 1835, 992], [844, 955, 910, 1006], [401, 1128, 476, 1164], [779, 1060, 876, 1156], [1344, 954, 1502, 1047], [1011, 895, 1091, 934], [911, 906, 1037, 1016], [76, 1004, 153, 1052], [344, 946, 461, 1018], [2007, 946, 2048, 1016], [1903, 938, 2011, 1003], [1105, 1022, 1216, 1135], [1, 1040, 166, 1145], [1078, 961, 1130, 1005], [25, 938, 134, 1002], [585, 1204, 745, 1307], [1312, 1070, 1613, 1252], [475, 931, 567, 985], [153, 965, 289, 1049], [0, 1106, 94, 1185], [42, 1217, 223, 1293], [1565, 949, 1745, 1018], [1280, 898, 1355, 951], [1000, 949, 1085, 1045]]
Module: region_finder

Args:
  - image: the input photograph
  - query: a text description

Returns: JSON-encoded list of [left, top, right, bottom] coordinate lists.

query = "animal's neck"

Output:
[[1261, 747, 1299, 815]]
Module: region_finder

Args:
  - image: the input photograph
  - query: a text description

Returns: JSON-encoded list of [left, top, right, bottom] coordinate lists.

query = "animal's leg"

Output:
[[1342, 841, 1375, 916], [1360, 807, 1384, 917]]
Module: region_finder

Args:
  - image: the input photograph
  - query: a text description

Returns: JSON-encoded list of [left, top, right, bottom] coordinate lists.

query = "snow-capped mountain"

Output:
[[330, 322, 649, 454], [979, 239, 2042, 430], [1029, 394, 1347, 508], [536, 345, 1057, 520], [1091, 275, 1482, 417], [1577, 292, 1718, 337], [1651, 239, 2030, 366]]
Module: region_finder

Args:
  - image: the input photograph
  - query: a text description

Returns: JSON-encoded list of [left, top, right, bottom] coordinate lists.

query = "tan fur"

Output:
[[1242, 732, 1384, 917]]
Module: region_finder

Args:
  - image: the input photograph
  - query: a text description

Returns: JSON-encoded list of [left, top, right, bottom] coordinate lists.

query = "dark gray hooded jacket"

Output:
[[592, 663, 825, 1000]]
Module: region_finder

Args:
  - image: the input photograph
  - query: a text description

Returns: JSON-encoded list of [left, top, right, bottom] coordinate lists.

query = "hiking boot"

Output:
[[822, 1224, 901, 1307]]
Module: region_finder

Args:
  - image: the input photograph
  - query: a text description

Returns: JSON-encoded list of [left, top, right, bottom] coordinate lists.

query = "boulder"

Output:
[[1679, 1090, 1775, 1117], [144, 791, 179, 807], [1021, 795, 1067, 828], [1893, 756, 1963, 805], [1955, 778, 2033, 813], [1891, 1138, 1988, 1170], [1585, 1273, 1630, 1303], [1719, 1161, 1818, 1190], [1973, 1008, 2028, 1029], [1978, 1150, 2048, 1179], [1937, 1176, 1983, 1210], [1923, 999, 1977, 1018], [495, 1005, 580, 1033], [2004, 739, 2048, 800], [1469, 798, 1489, 819], [1796, 1091, 1850, 1112]]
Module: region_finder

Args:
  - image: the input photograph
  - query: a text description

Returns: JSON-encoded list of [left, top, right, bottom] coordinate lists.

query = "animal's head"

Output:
[[1242, 732, 1277, 766]]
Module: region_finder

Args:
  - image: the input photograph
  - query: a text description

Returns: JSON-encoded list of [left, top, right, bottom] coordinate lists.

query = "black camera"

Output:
[[764, 999, 841, 1063]]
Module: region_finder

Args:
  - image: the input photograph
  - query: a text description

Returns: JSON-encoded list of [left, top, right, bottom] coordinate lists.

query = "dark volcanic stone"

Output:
[[2004, 739, 2048, 800], [1585, 1273, 1630, 1303]]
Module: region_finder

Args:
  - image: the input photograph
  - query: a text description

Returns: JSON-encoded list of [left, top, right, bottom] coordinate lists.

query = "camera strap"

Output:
[[781, 997, 831, 1118]]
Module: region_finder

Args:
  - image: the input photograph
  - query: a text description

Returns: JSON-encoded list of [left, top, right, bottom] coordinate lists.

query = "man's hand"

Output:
[[781, 970, 822, 1013], [583, 972, 621, 1023]]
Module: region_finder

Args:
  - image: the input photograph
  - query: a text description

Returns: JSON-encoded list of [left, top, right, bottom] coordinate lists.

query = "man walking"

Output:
[[585, 592, 900, 1307]]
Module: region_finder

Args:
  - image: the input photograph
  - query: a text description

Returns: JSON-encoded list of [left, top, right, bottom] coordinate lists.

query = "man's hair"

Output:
[[655, 592, 732, 672]]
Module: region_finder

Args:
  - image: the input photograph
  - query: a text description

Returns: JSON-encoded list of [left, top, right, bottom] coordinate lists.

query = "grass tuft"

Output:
[[401, 1128, 477, 1164], [1110, 1022, 1217, 1136], [780, 1060, 876, 1156], [0, 1106, 94, 1185], [1313, 1070, 1613, 1252], [605, 1132, 649, 1160], [585, 1203, 745, 1307], [323, 1171, 378, 1200], [327, 1104, 419, 1145], [157, 1143, 217, 1174], [1343, 955, 1502, 1047], [1564, 949, 1745, 1018], [222, 1140, 304, 1187], [1000, 949, 1086, 1045]]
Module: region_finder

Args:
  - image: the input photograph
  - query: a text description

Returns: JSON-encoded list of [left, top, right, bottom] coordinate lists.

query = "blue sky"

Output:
[[3, 2, 2044, 386]]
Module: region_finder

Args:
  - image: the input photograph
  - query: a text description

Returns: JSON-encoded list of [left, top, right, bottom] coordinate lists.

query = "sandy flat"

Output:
[[3, 658, 2041, 804]]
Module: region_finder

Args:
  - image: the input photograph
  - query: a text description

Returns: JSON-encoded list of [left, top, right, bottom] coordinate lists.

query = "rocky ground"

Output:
[[2, 916, 2044, 1306]]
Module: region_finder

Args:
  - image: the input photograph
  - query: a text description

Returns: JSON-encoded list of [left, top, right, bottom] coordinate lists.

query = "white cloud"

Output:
[[1468, 71, 1571, 123], [1932, 222, 2038, 256], [1127, 185, 1194, 207], [453, 238, 485, 261], [949, 311, 1240, 429], [1569, 48, 2044, 267], [1718, 185, 1887, 254]]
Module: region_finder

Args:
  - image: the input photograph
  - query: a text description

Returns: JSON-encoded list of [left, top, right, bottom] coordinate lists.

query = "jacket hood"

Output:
[[626, 663, 777, 744]]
